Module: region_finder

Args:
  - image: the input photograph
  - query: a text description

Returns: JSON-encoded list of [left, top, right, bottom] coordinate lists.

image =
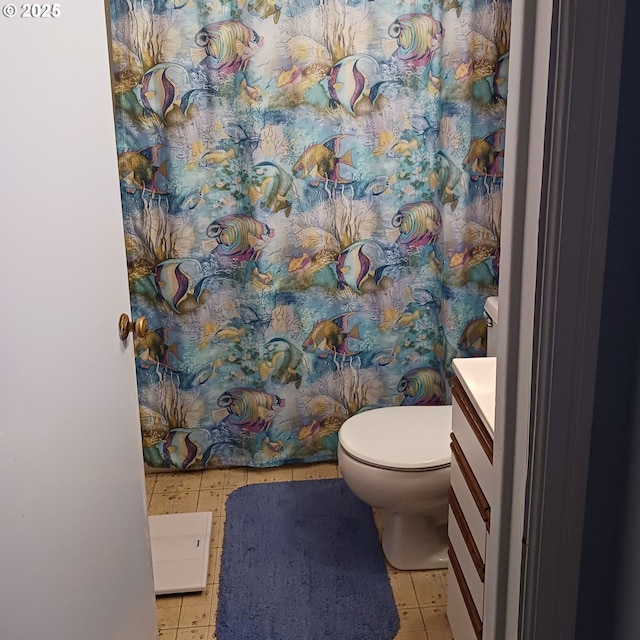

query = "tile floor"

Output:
[[146, 462, 453, 640]]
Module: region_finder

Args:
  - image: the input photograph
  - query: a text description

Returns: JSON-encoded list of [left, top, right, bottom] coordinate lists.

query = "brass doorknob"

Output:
[[118, 313, 149, 340]]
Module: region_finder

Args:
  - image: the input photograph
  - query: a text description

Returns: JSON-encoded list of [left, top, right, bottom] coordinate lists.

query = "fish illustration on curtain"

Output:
[[109, 0, 509, 469]]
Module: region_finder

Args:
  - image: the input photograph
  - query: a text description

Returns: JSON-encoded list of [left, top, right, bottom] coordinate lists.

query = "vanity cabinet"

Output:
[[447, 364, 495, 640]]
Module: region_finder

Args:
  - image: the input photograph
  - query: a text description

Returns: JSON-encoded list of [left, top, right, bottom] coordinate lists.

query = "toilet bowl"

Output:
[[338, 405, 453, 570]]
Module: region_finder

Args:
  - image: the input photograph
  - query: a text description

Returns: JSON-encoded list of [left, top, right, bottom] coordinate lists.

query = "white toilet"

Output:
[[337, 297, 499, 570]]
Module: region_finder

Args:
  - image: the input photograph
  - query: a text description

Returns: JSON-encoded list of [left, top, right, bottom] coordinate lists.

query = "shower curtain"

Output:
[[109, 0, 509, 469]]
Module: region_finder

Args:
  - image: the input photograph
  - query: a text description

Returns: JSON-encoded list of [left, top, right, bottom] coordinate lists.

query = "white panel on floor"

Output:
[[150, 512, 213, 595]]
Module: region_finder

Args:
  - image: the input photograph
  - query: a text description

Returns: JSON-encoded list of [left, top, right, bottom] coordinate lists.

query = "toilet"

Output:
[[337, 297, 499, 570]]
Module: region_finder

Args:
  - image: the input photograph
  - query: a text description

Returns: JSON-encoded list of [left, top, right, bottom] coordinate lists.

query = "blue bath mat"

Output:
[[216, 479, 400, 640]]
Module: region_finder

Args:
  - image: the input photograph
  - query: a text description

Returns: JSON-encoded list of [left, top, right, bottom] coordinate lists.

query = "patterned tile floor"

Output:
[[146, 462, 453, 640]]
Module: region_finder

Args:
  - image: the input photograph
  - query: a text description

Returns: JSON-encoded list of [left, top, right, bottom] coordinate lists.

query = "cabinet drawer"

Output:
[[448, 544, 482, 640], [451, 435, 491, 535], [452, 395, 493, 502], [451, 376, 494, 462], [449, 485, 486, 578], [448, 503, 484, 615]]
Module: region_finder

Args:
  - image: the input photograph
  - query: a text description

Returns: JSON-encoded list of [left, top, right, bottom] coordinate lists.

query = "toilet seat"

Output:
[[338, 405, 452, 471]]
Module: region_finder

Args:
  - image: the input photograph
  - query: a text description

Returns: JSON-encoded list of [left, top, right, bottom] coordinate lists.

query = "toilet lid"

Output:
[[338, 405, 452, 471]]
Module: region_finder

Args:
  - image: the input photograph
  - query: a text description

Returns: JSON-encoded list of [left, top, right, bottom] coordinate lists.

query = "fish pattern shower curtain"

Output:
[[109, 0, 509, 469]]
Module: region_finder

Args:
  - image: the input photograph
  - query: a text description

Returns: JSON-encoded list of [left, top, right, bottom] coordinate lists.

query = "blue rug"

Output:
[[216, 479, 400, 640]]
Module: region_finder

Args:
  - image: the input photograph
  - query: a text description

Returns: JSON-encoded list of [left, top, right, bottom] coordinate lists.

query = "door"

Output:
[[0, 2, 157, 639]]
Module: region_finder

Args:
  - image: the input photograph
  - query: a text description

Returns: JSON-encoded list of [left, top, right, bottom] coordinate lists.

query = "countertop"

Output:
[[451, 357, 497, 436]]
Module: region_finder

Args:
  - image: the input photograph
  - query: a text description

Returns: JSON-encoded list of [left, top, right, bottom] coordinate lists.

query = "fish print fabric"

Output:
[[110, 0, 509, 469]]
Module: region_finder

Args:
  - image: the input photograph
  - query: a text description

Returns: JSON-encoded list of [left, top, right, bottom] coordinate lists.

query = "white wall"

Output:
[[482, 0, 553, 635]]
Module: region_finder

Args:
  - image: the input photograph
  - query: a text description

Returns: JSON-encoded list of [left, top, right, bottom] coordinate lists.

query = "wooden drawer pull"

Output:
[[449, 486, 485, 582], [451, 376, 493, 463], [451, 434, 491, 532], [449, 543, 483, 640]]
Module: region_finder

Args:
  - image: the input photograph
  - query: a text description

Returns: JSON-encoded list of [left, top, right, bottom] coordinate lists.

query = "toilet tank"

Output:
[[484, 297, 499, 357]]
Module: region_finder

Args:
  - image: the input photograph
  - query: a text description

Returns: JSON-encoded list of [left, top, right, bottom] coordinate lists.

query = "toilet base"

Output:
[[381, 512, 448, 571]]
